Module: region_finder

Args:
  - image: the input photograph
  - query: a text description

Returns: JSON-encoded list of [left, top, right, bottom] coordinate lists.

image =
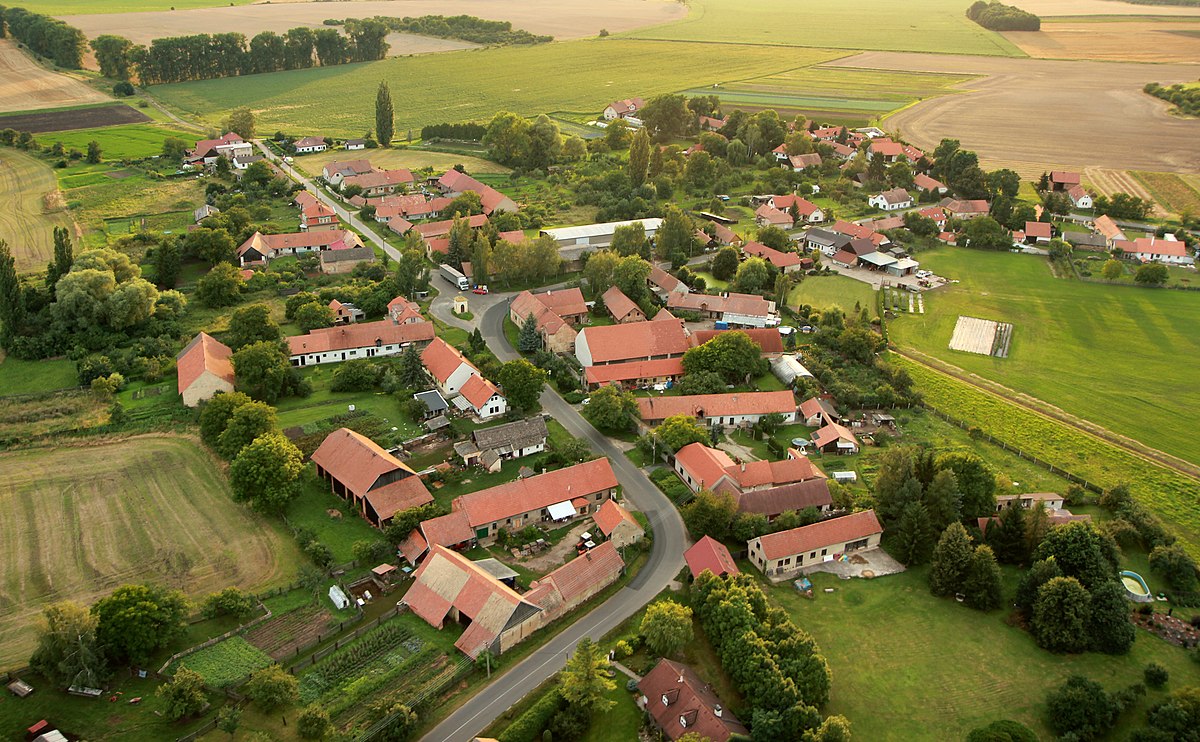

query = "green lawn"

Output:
[[765, 567, 1198, 740], [622, 0, 1025, 56], [37, 123, 191, 161], [889, 248, 1200, 467], [788, 273, 877, 314], [0, 356, 78, 394], [274, 366, 424, 439], [151, 40, 840, 137], [286, 472, 384, 563]]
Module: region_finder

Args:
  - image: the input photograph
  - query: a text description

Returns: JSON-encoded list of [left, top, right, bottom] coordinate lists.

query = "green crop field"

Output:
[[623, 0, 1025, 56], [895, 357, 1200, 556], [38, 123, 191, 161], [151, 40, 841, 137], [889, 248, 1200, 466], [769, 568, 1198, 740], [0, 436, 301, 669], [0, 147, 74, 273]]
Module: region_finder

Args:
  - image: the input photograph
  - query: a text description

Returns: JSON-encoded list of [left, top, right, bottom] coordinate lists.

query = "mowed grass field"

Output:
[[682, 65, 975, 122], [151, 39, 841, 137], [788, 273, 878, 313], [0, 436, 301, 668], [293, 148, 510, 180], [0, 147, 74, 273], [771, 568, 1199, 740], [889, 248, 1200, 465], [622, 0, 1025, 56]]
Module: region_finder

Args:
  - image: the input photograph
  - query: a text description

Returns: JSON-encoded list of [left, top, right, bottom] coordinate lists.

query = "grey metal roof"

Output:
[[471, 416, 548, 453], [414, 389, 448, 413]]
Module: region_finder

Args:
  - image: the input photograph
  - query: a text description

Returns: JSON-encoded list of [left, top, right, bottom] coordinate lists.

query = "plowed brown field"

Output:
[[836, 52, 1200, 175], [0, 436, 299, 669], [1006, 20, 1200, 62], [1017, 0, 1200, 15], [0, 39, 109, 113]]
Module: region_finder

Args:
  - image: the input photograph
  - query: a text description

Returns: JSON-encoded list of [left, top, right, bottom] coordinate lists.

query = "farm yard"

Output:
[[0, 147, 75, 273], [0, 436, 301, 669], [856, 51, 1200, 175], [890, 248, 1200, 468], [769, 567, 1200, 740], [61, 0, 688, 59], [1005, 18, 1200, 63], [150, 40, 842, 137], [0, 39, 109, 114], [622, 0, 1025, 56]]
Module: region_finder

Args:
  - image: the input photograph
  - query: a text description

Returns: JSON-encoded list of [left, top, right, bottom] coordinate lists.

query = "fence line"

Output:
[[285, 606, 393, 674], [158, 602, 275, 675]]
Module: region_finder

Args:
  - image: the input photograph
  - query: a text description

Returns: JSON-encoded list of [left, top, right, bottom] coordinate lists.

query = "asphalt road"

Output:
[[418, 300, 689, 742]]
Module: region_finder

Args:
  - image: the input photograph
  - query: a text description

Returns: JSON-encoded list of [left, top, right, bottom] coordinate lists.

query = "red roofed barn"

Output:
[[176, 332, 235, 407], [748, 509, 883, 577], [311, 428, 434, 527]]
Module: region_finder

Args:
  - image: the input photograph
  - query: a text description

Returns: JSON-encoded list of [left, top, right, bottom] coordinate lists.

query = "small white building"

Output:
[[868, 188, 913, 211], [294, 136, 328, 154]]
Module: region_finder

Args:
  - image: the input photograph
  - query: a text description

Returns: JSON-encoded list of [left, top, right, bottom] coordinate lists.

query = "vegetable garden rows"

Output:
[[172, 637, 274, 688], [896, 357, 1200, 554]]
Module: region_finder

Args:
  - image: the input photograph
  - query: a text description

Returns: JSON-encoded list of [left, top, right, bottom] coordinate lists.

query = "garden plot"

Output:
[[949, 316, 1012, 358], [244, 603, 335, 660]]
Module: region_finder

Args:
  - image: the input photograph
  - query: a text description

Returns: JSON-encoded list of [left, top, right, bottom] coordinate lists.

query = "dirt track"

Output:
[[63, 0, 687, 58], [0, 39, 109, 114], [834, 51, 1200, 175], [1006, 20, 1200, 63]]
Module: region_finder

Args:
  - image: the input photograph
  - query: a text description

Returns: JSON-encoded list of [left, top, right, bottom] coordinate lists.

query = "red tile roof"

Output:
[[294, 136, 326, 149], [323, 159, 373, 178], [812, 422, 858, 449], [870, 139, 903, 158], [639, 659, 748, 742], [584, 357, 684, 385], [771, 194, 821, 217], [1115, 236, 1188, 258], [343, 169, 414, 190], [529, 541, 624, 607], [741, 241, 801, 269], [237, 230, 357, 258], [607, 97, 645, 115], [1025, 221, 1052, 239], [453, 459, 618, 528], [684, 535, 740, 579], [416, 213, 489, 239], [1050, 170, 1081, 186], [675, 443, 737, 491], [578, 319, 690, 365], [421, 337, 475, 384], [593, 499, 641, 538], [830, 220, 886, 245], [638, 391, 796, 422], [310, 428, 433, 521], [648, 265, 685, 293], [831, 249, 859, 266], [533, 287, 587, 317], [460, 373, 502, 410], [688, 328, 783, 354], [754, 203, 793, 225], [287, 319, 433, 356], [913, 173, 945, 191], [175, 332, 234, 395], [602, 285, 642, 322], [730, 457, 824, 489], [736, 479, 832, 517], [940, 198, 990, 215], [667, 291, 775, 318], [756, 510, 882, 560], [1093, 214, 1125, 241]]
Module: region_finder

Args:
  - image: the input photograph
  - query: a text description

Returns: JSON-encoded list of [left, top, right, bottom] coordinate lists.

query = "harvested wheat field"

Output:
[[1006, 20, 1200, 62], [0, 148, 74, 273], [1016, 0, 1200, 16], [293, 147, 510, 179], [0, 39, 109, 114], [63, 0, 686, 58], [839, 51, 1200, 175], [0, 436, 300, 669]]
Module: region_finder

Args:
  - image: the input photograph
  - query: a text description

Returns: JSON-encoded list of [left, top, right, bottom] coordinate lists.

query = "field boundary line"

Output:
[[892, 347, 1200, 482]]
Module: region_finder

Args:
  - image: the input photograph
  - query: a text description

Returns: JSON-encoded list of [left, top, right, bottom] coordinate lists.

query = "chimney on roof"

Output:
[[678, 673, 685, 684], [741, 462, 746, 472]]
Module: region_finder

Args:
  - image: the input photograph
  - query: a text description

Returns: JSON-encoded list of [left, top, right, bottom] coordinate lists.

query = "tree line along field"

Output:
[[0, 436, 301, 669], [149, 39, 843, 137], [889, 248, 1200, 468], [0, 147, 74, 273], [621, 0, 1026, 56]]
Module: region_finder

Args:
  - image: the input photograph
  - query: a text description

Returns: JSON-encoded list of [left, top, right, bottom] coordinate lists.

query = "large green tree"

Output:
[[583, 384, 640, 432], [232, 341, 291, 403], [1032, 521, 1119, 592], [682, 330, 768, 384], [1044, 675, 1117, 740], [734, 256, 771, 293], [496, 359, 547, 411], [559, 638, 616, 714], [152, 237, 182, 290], [196, 262, 244, 308], [627, 128, 651, 186], [30, 601, 106, 688], [963, 545, 1003, 610], [654, 414, 708, 452], [45, 226, 74, 290], [229, 433, 303, 513], [244, 664, 299, 711], [226, 303, 281, 350], [92, 584, 189, 665], [929, 522, 973, 597], [156, 667, 208, 720], [198, 391, 254, 447], [1032, 576, 1091, 653], [711, 246, 739, 281], [216, 399, 277, 459], [375, 81, 394, 147], [935, 452, 997, 519], [640, 600, 694, 657], [892, 500, 935, 565], [681, 490, 738, 542], [517, 314, 541, 353], [0, 240, 25, 336], [1086, 580, 1135, 655]]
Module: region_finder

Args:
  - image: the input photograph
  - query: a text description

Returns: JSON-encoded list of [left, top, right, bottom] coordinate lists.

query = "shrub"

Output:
[[297, 704, 333, 739], [497, 689, 565, 742], [244, 665, 299, 711], [1143, 663, 1169, 689]]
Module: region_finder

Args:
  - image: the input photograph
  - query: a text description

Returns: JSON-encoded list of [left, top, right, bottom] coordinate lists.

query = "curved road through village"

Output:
[[256, 143, 690, 741]]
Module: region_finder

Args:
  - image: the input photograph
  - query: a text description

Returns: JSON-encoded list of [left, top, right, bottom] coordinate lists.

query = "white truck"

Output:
[[439, 263, 470, 291]]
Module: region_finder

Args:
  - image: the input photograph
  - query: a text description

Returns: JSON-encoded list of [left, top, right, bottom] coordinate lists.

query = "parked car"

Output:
[[472, 285, 489, 295]]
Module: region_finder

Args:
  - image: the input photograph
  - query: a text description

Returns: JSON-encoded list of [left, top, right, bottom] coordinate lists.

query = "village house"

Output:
[[940, 198, 991, 220], [689, 327, 783, 357], [232, 154, 264, 171], [638, 659, 748, 742], [638, 390, 797, 428], [1093, 214, 1127, 246], [684, 536, 740, 580], [671, 442, 831, 518], [328, 299, 365, 324], [319, 245, 375, 274], [437, 169, 519, 214], [593, 498, 645, 549], [830, 220, 890, 247], [342, 168, 415, 197], [913, 173, 948, 196], [311, 428, 434, 527], [575, 316, 691, 368], [509, 293, 579, 354], [804, 228, 852, 256], [287, 319, 434, 367], [176, 332, 234, 407], [584, 357, 685, 390], [787, 153, 823, 171], [869, 188, 913, 211], [421, 337, 480, 396], [667, 292, 778, 328], [1050, 171, 1081, 192], [602, 285, 646, 323], [452, 458, 619, 543], [710, 222, 741, 246], [699, 115, 725, 132], [301, 200, 339, 231], [541, 218, 663, 251], [417, 213, 489, 241], [524, 540, 625, 623], [1066, 231, 1108, 251], [754, 203, 793, 229], [741, 240, 803, 273], [186, 132, 251, 166], [1067, 184, 1093, 210], [388, 296, 425, 325], [812, 422, 860, 454], [647, 265, 691, 301], [293, 136, 328, 154], [455, 416, 548, 472], [237, 230, 362, 266], [399, 510, 475, 564], [995, 492, 1065, 512], [456, 374, 507, 420], [345, 139, 366, 151], [748, 509, 884, 577], [322, 159, 375, 188], [1115, 235, 1194, 265], [603, 97, 646, 120], [799, 396, 839, 427], [769, 194, 825, 224], [917, 206, 948, 229], [1024, 221, 1053, 245]]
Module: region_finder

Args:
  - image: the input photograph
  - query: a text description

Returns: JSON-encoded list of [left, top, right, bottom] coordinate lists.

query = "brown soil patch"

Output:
[[0, 39, 110, 114], [1015, 0, 1200, 16], [0, 104, 150, 134], [1005, 20, 1200, 62], [64, 0, 686, 66], [834, 51, 1200, 175]]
